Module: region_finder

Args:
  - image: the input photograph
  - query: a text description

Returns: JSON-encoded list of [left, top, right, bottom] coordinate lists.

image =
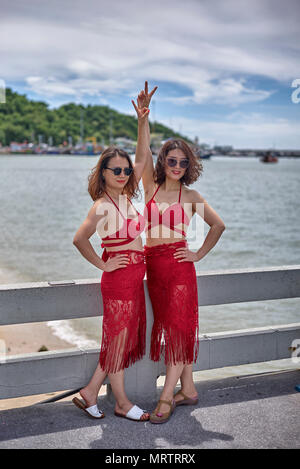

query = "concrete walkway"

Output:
[[0, 369, 299, 449]]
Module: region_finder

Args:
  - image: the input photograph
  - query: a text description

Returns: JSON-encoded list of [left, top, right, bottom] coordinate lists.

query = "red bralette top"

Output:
[[101, 191, 145, 251], [144, 184, 190, 237]]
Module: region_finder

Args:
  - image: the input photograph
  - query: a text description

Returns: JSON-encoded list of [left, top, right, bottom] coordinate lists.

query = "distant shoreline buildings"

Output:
[[0, 139, 299, 158], [1, 89, 299, 158]]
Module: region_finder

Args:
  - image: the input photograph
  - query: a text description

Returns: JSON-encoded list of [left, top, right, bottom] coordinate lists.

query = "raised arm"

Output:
[[132, 81, 157, 193], [131, 102, 151, 186]]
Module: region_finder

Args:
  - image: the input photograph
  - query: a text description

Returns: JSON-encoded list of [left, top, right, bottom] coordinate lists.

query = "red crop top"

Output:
[[101, 191, 145, 252], [144, 184, 190, 237]]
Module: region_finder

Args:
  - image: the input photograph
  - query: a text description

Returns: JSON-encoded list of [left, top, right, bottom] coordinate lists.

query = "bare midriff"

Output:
[[102, 236, 144, 252], [145, 230, 187, 248]]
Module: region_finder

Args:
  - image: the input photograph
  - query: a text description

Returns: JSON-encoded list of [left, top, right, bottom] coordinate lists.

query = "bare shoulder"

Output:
[[89, 196, 109, 219], [183, 186, 206, 204], [183, 186, 226, 228], [73, 197, 108, 242], [91, 196, 105, 210]]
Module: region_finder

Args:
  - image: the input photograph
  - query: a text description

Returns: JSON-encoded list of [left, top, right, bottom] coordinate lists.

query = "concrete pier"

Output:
[[0, 363, 299, 449], [0, 265, 299, 448]]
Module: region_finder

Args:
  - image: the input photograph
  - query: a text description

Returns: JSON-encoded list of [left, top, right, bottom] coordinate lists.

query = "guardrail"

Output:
[[0, 265, 300, 401]]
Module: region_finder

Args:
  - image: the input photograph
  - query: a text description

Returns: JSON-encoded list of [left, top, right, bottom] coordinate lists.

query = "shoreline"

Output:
[[0, 322, 75, 356], [0, 322, 103, 412]]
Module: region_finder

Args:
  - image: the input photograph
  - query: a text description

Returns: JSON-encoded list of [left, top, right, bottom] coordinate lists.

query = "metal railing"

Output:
[[0, 265, 299, 401]]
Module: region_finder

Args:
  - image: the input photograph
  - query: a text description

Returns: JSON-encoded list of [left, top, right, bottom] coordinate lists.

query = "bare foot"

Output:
[[115, 402, 150, 421], [79, 387, 98, 407]]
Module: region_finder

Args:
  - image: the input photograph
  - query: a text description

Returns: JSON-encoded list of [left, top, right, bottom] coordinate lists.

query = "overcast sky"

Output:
[[1, 0, 300, 148]]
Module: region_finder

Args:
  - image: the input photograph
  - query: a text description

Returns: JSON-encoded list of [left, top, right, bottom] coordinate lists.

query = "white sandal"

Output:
[[114, 404, 149, 421], [72, 397, 105, 419]]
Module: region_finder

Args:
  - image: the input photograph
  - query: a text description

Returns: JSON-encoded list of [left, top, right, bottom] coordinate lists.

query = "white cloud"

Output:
[[1, 0, 300, 104], [159, 113, 300, 149], [26, 77, 79, 96], [161, 77, 275, 106], [1, 0, 300, 147]]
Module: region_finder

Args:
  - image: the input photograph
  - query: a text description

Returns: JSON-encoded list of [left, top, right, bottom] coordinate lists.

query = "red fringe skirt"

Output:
[[99, 249, 146, 374], [144, 240, 199, 366]]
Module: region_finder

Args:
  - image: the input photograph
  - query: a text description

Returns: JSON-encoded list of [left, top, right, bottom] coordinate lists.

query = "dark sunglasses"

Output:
[[105, 167, 133, 176], [166, 157, 189, 169]]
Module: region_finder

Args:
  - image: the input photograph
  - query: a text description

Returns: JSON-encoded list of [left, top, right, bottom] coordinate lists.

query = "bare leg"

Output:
[[81, 326, 149, 420], [79, 364, 149, 420], [152, 362, 185, 415], [109, 369, 149, 420], [174, 364, 198, 404], [79, 362, 107, 406], [78, 326, 127, 407]]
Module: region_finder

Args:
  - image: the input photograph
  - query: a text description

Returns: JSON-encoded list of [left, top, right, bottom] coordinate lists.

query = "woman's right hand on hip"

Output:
[[103, 254, 130, 272]]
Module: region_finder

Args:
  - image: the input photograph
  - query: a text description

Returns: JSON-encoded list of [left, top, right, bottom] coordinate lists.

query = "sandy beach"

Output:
[[0, 324, 106, 412], [0, 322, 75, 356], [0, 265, 76, 355], [0, 321, 102, 412], [0, 267, 102, 410], [0, 322, 88, 411]]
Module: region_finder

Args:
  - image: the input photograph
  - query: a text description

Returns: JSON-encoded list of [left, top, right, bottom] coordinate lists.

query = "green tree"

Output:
[[0, 88, 192, 147]]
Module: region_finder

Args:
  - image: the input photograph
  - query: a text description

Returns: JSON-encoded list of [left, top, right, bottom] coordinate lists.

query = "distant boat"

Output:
[[46, 148, 60, 154], [200, 153, 212, 159], [194, 148, 212, 159], [71, 150, 95, 156], [260, 152, 278, 163]]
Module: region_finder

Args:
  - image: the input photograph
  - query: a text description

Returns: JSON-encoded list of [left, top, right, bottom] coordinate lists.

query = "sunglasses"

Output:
[[166, 157, 189, 169], [105, 167, 133, 176]]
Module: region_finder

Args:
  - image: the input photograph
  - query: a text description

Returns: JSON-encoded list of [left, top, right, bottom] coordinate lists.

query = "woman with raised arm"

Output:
[[134, 82, 226, 424], [72, 93, 156, 422]]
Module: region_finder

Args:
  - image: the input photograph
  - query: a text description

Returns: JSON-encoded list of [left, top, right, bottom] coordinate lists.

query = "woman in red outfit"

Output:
[[72, 86, 157, 421], [135, 83, 226, 423]]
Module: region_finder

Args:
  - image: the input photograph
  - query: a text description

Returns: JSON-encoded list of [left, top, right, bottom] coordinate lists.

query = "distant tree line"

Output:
[[0, 88, 191, 146]]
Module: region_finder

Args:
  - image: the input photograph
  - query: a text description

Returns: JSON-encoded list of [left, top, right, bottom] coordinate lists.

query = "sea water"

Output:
[[0, 154, 299, 346]]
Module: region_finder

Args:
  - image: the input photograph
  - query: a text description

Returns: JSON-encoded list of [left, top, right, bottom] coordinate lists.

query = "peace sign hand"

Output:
[[137, 81, 158, 109], [131, 99, 150, 121]]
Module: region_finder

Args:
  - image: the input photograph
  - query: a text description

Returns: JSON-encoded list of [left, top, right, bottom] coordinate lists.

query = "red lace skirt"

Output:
[[99, 249, 146, 374], [144, 240, 199, 366]]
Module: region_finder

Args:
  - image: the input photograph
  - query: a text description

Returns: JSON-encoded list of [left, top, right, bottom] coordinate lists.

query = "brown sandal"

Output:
[[174, 389, 199, 406], [150, 399, 176, 424], [72, 397, 105, 419]]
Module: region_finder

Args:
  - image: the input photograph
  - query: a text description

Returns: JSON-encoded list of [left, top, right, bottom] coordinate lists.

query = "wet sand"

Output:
[[0, 322, 75, 356]]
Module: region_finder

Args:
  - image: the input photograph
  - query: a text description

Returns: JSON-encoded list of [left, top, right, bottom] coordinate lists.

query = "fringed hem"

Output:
[[99, 314, 146, 374], [150, 321, 199, 366]]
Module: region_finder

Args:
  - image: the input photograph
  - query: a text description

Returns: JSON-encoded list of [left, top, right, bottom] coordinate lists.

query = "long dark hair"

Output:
[[88, 146, 139, 201], [154, 138, 203, 185]]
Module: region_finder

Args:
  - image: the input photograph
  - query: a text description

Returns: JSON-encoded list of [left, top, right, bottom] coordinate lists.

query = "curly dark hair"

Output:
[[154, 138, 203, 186], [88, 146, 140, 201]]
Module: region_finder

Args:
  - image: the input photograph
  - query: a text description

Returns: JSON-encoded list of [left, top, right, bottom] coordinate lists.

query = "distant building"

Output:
[[213, 145, 233, 154], [114, 137, 136, 152]]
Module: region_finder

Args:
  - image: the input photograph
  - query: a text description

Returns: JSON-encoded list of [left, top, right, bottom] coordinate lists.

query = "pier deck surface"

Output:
[[0, 366, 299, 449]]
